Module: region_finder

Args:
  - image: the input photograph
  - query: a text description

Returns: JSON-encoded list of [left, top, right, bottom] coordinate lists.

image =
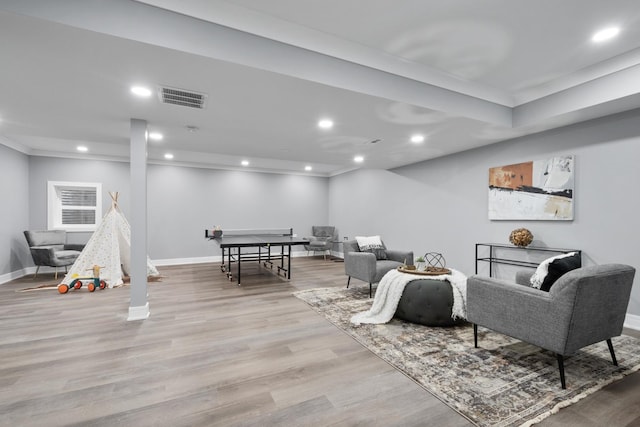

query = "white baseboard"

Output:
[[0, 268, 30, 284], [0, 266, 70, 284], [127, 302, 150, 321], [624, 313, 640, 331], [153, 256, 220, 266], [1, 251, 317, 284]]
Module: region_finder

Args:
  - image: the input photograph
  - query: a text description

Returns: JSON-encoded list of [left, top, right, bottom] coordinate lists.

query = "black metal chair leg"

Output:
[[557, 354, 566, 389], [473, 324, 478, 348], [346, 276, 351, 288], [369, 283, 372, 298], [607, 338, 618, 366]]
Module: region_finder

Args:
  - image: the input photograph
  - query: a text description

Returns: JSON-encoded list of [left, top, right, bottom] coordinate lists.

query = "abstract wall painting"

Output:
[[488, 155, 574, 220]]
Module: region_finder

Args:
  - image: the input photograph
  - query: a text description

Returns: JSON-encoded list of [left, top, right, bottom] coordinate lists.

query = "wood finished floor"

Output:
[[1, 258, 640, 427]]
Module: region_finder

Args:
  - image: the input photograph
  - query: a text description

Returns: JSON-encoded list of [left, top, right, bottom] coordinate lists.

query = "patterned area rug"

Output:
[[293, 286, 640, 427]]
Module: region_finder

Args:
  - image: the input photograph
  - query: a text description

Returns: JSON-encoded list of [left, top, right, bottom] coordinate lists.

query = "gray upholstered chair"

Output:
[[467, 264, 636, 389], [343, 239, 413, 298], [304, 226, 337, 260], [24, 230, 84, 279]]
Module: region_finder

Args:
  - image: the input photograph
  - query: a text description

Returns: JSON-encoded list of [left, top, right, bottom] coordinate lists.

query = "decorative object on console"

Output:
[[488, 155, 574, 220], [509, 227, 533, 247], [530, 251, 581, 291]]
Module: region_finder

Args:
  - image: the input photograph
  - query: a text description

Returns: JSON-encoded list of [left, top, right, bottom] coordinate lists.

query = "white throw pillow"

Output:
[[355, 235, 387, 260], [355, 235, 382, 250]]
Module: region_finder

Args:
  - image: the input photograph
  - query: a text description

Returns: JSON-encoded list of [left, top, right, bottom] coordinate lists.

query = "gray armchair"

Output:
[[467, 264, 636, 389], [24, 230, 84, 279], [343, 239, 413, 297], [304, 226, 337, 260]]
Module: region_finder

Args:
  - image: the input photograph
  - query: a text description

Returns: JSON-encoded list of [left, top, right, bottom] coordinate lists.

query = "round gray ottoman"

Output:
[[395, 278, 464, 326]]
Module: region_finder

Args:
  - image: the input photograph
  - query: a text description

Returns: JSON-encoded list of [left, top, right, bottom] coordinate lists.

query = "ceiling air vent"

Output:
[[159, 86, 207, 109]]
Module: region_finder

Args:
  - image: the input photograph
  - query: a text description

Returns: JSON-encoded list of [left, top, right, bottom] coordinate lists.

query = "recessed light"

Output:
[[410, 134, 425, 143], [241, 160, 250, 167], [149, 132, 163, 141], [318, 119, 334, 129], [164, 153, 174, 160], [305, 165, 312, 171], [354, 155, 364, 163], [130, 86, 152, 97], [77, 146, 88, 152], [592, 27, 620, 42]]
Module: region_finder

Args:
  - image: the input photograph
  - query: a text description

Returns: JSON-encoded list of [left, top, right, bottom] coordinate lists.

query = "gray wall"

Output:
[[329, 109, 640, 315], [146, 165, 329, 260], [25, 157, 328, 263], [0, 144, 30, 278]]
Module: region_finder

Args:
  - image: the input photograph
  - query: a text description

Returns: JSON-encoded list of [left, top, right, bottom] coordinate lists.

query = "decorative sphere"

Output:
[[509, 228, 533, 247], [424, 252, 446, 269]]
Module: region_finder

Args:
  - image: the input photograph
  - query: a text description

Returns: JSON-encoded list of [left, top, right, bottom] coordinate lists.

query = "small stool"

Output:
[[395, 278, 464, 326]]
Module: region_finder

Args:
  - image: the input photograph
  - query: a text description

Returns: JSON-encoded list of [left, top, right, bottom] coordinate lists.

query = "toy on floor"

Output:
[[58, 265, 106, 294]]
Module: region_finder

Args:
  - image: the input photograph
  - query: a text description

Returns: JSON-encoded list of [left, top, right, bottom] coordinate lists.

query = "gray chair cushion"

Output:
[[55, 250, 81, 260]]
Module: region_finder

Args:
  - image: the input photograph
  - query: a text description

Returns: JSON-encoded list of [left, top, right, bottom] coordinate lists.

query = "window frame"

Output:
[[47, 181, 102, 232]]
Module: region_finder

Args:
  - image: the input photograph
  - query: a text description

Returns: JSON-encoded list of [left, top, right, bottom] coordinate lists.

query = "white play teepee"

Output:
[[60, 192, 159, 288]]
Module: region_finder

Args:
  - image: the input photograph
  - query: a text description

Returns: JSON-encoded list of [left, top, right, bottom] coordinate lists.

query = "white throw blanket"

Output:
[[350, 268, 467, 325]]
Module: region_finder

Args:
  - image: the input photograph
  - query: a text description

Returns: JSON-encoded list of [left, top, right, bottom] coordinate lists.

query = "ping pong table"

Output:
[[206, 228, 309, 285]]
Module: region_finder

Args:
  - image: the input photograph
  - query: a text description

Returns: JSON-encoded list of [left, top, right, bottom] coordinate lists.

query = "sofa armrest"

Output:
[[29, 247, 56, 266], [386, 249, 413, 264], [64, 244, 85, 251], [345, 251, 377, 282]]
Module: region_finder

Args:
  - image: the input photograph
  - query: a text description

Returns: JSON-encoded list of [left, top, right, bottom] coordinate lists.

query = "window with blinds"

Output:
[[48, 182, 102, 231]]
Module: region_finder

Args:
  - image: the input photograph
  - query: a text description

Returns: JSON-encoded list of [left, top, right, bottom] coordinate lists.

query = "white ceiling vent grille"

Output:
[[159, 86, 207, 109]]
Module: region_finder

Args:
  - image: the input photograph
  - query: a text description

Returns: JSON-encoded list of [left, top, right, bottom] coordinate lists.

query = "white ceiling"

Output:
[[1, 0, 640, 176]]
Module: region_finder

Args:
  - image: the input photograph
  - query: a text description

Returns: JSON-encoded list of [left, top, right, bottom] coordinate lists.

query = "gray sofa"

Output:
[[467, 264, 636, 388], [343, 239, 413, 297]]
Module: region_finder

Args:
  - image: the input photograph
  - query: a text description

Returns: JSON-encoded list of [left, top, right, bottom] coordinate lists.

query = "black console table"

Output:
[[475, 243, 581, 277]]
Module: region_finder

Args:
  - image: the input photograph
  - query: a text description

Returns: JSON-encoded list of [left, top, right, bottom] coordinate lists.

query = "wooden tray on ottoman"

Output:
[[397, 266, 451, 276]]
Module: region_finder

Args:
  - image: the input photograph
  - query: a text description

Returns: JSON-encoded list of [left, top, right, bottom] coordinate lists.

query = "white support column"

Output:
[[128, 118, 150, 321]]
